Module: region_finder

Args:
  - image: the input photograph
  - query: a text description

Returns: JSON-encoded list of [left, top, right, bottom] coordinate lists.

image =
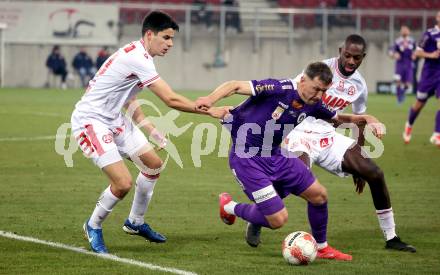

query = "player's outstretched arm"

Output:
[[148, 78, 206, 113], [414, 47, 440, 59], [148, 79, 227, 119], [195, 80, 252, 110], [332, 113, 385, 139]]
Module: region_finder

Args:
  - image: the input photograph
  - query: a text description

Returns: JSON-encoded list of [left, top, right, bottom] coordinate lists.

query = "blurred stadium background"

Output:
[[0, 0, 439, 91]]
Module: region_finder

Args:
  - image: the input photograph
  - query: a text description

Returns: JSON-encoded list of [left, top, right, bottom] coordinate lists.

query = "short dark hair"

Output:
[[304, 62, 333, 86], [141, 10, 179, 36], [344, 34, 367, 52]]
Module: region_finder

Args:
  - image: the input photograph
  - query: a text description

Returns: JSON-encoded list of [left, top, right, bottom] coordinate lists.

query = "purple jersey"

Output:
[[419, 26, 440, 70], [227, 78, 336, 156], [393, 36, 416, 67], [416, 26, 440, 100]]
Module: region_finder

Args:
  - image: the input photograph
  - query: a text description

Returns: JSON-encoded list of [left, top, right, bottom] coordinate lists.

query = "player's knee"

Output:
[[268, 213, 288, 229], [309, 186, 327, 205], [148, 158, 163, 170], [314, 192, 328, 205], [113, 176, 133, 194]]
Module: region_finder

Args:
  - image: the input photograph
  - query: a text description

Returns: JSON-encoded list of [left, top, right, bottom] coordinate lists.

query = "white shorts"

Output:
[[71, 111, 149, 168], [285, 117, 356, 177]]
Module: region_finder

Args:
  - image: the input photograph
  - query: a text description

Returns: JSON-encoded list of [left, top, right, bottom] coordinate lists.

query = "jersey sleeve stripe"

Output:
[[139, 75, 160, 88], [249, 81, 256, 96]]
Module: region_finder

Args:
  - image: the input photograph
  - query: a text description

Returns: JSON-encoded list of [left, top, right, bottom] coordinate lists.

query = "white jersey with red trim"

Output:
[[73, 39, 160, 123], [321, 57, 368, 114]]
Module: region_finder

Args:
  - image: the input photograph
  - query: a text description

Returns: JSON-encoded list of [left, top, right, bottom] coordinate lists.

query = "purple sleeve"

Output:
[[250, 78, 286, 98], [393, 41, 399, 53], [419, 31, 430, 50], [311, 103, 337, 121]]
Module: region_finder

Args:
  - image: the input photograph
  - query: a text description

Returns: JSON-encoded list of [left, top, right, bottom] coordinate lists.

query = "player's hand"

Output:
[[195, 96, 213, 111], [393, 52, 401, 60], [208, 106, 232, 119], [353, 175, 366, 194], [365, 115, 385, 139], [429, 50, 440, 59], [150, 128, 167, 150]]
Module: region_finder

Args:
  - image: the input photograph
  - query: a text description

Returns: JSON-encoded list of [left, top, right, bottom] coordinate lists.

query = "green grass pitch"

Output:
[[0, 88, 439, 274]]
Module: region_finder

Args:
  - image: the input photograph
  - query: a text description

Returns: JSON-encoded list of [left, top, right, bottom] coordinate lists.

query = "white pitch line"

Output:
[[0, 111, 67, 118], [0, 231, 198, 275], [0, 135, 67, 142]]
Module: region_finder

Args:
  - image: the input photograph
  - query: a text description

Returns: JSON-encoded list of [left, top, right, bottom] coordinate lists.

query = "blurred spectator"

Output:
[[336, 0, 351, 8], [45, 45, 68, 90], [330, 0, 353, 27], [192, 0, 213, 31], [96, 46, 111, 70], [72, 47, 95, 88], [223, 0, 243, 33]]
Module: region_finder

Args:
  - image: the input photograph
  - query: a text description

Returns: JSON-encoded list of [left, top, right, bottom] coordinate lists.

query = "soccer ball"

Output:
[[282, 231, 318, 265]]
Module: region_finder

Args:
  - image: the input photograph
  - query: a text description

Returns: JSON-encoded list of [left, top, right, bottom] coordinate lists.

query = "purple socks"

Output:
[[408, 107, 420, 126], [307, 202, 328, 244], [234, 203, 270, 228]]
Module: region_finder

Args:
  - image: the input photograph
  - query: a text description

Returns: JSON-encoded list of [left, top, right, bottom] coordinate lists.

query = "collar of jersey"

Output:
[[291, 78, 298, 90], [139, 38, 153, 58]]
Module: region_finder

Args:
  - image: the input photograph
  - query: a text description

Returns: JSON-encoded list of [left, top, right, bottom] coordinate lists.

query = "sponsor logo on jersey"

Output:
[[319, 137, 333, 148], [102, 134, 113, 144], [252, 185, 277, 204], [291, 100, 303, 109], [348, 85, 356, 96], [322, 93, 351, 111], [255, 84, 275, 93], [297, 112, 307, 124], [271, 106, 285, 120], [336, 80, 345, 92], [278, 101, 289, 109]]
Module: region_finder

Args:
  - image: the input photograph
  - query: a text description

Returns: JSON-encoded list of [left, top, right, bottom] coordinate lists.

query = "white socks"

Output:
[[224, 201, 237, 215], [128, 173, 158, 226], [376, 208, 397, 241], [88, 186, 120, 229], [317, 241, 328, 250]]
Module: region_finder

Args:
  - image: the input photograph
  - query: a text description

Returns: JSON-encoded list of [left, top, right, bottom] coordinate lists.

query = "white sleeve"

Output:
[[352, 78, 368, 114], [128, 55, 161, 87], [321, 58, 333, 67]]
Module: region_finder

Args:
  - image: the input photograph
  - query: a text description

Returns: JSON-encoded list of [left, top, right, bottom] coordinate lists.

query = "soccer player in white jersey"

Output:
[[71, 11, 226, 253], [245, 35, 416, 254]]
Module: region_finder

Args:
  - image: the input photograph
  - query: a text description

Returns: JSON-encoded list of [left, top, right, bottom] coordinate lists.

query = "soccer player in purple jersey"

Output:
[[196, 62, 386, 261], [403, 11, 440, 146], [389, 26, 416, 104]]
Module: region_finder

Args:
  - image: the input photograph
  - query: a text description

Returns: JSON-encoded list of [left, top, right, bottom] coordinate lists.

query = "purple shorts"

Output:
[[417, 67, 440, 102], [229, 151, 315, 216], [395, 65, 413, 83]]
